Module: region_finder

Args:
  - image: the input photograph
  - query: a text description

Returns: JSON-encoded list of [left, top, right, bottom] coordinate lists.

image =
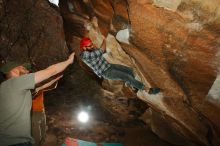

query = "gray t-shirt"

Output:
[[0, 73, 35, 146]]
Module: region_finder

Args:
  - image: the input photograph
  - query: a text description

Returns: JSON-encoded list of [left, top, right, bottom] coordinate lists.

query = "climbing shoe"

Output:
[[131, 86, 139, 93], [148, 87, 161, 94], [125, 82, 130, 87]]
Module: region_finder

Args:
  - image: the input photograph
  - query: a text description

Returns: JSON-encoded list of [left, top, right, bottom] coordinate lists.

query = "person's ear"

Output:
[[8, 69, 18, 78]]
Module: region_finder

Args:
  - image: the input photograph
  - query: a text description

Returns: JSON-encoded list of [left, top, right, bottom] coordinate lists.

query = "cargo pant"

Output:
[[102, 64, 144, 90], [31, 111, 46, 146]]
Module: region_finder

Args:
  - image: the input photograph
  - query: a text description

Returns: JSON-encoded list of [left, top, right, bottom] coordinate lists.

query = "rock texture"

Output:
[[59, 0, 220, 146], [0, 0, 68, 69], [1, 0, 220, 146]]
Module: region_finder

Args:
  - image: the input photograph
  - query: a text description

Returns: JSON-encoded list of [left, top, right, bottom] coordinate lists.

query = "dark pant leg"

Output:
[[102, 66, 144, 90], [40, 112, 46, 146], [32, 111, 46, 146], [110, 64, 135, 78]]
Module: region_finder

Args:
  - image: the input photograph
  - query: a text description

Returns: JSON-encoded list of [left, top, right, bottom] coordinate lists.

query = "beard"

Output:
[[86, 47, 96, 51], [86, 48, 94, 52]]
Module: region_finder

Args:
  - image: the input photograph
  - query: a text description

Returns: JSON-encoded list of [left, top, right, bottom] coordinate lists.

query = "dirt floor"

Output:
[[44, 99, 176, 146]]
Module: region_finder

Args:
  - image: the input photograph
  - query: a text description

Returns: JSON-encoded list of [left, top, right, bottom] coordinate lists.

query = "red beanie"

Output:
[[80, 37, 92, 51]]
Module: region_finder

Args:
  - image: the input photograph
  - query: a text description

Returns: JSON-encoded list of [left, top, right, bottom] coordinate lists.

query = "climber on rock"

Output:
[[79, 37, 160, 94]]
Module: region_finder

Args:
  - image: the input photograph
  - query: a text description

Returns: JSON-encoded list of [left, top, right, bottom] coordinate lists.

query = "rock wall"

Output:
[[59, 0, 220, 146], [0, 0, 68, 69], [1, 0, 220, 146]]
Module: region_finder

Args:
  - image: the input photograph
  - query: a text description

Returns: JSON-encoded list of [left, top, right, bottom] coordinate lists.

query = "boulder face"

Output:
[[0, 0, 220, 146], [59, 0, 220, 145], [0, 0, 68, 69]]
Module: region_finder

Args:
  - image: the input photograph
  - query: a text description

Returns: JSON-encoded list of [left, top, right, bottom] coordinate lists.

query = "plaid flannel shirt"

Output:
[[80, 48, 111, 78]]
